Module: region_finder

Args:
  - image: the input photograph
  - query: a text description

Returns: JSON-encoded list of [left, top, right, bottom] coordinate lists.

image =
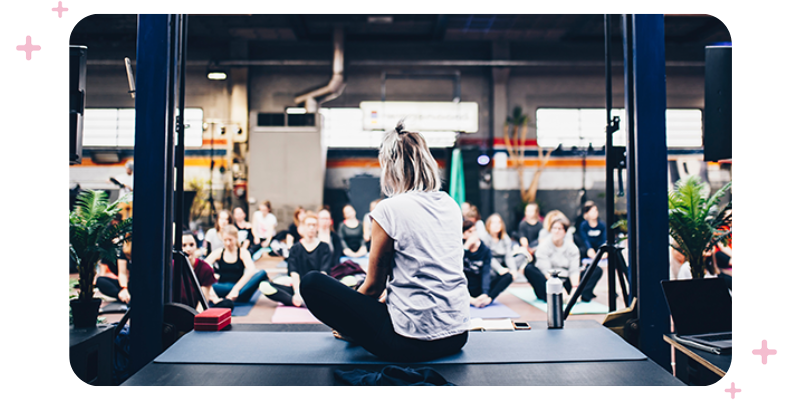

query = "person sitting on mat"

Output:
[[179, 231, 223, 308], [96, 236, 132, 304], [251, 200, 278, 260], [363, 199, 381, 251], [202, 209, 232, 256], [259, 211, 332, 307], [299, 120, 471, 363], [537, 209, 577, 246], [317, 207, 344, 272], [484, 213, 530, 281], [517, 202, 542, 256], [577, 201, 607, 261], [233, 207, 254, 251], [339, 204, 368, 259], [286, 206, 305, 246], [463, 220, 513, 308], [203, 225, 267, 303], [523, 216, 602, 303]]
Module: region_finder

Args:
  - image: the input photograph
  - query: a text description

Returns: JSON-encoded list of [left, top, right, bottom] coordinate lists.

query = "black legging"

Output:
[[264, 282, 296, 306], [300, 271, 469, 363], [523, 263, 603, 302], [465, 272, 513, 300], [96, 276, 123, 301]]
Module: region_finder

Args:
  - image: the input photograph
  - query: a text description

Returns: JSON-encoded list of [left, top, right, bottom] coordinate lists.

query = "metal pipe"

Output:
[[294, 27, 345, 112], [604, 14, 617, 313]]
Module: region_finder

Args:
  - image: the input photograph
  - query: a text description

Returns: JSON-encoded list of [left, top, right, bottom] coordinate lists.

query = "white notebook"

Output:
[[469, 318, 514, 331]]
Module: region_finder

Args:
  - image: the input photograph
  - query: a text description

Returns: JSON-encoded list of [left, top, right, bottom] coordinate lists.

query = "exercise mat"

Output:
[[155, 328, 645, 365], [469, 302, 519, 319], [230, 290, 262, 317], [271, 305, 321, 324], [508, 287, 608, 315]]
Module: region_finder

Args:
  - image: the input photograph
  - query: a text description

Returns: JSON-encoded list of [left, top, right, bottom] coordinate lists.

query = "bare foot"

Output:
[[332, 330, 355, 343]]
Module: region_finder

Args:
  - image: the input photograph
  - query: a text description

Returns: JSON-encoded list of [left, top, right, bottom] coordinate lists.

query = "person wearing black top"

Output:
[[577, 201, 607, 261], [317, 208, 344, 271], [259, 211, 332, 307], [233, 207, 255, 251], [339, 204, 367, 258], [204, 225, 267, 302], [517, 203, 543, 255], [462, 220, 512, 308], [287, 206, 305, 246], [96, 238, 132, 303]]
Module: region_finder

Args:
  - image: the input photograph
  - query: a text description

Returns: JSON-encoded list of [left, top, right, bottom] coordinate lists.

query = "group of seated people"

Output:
[[94, 196, 620, 310], [460, 200, 608, 306], [93, 198, 612, 311], [190, 200, 384, 309]]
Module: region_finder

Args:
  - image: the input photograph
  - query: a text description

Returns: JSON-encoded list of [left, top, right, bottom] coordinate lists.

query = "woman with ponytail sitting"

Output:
[[300, 120, 470, 363]]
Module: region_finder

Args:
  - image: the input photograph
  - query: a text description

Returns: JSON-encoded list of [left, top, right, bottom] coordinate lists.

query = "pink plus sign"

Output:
[[725, 382, 741, 399], [753, 339, 777, 364], [16, 36, 41, 61], [52, 2, 68, 18]]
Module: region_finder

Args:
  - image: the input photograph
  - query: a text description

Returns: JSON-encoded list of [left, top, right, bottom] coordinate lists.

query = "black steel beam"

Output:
[[627, 14, 671, 372], [130, 14, 173, 373]]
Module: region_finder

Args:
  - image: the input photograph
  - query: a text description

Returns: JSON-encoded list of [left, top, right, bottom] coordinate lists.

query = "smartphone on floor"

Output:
[[513, 321, 531, 330]]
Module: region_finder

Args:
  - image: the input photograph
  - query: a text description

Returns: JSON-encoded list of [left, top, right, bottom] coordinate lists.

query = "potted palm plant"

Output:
[[667, 176, 732, 279], [69, 189, 133, 327]]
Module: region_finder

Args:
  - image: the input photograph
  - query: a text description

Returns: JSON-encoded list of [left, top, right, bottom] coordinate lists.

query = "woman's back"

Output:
[[369, 191, 470, 340]]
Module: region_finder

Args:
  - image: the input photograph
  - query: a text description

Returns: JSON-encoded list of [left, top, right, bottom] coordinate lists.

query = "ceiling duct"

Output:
[[294, 27, 345, 113]]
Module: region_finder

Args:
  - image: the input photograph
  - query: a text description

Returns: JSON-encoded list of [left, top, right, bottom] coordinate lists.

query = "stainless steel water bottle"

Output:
[[547, 271, 564, 329]]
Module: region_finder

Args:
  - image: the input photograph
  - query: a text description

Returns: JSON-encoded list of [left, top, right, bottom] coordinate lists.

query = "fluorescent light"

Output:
[[286, 107, 307, 114], [207, 71, 227, 81], [368, 16, 393, 24]]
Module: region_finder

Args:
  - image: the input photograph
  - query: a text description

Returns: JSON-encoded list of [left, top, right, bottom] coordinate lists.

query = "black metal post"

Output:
[[130, 14, 172, 374], [172, 15, 189, 302], [622, 15, 638, 300], [627, 14, 671, 372], [603, 14, 618, 313]]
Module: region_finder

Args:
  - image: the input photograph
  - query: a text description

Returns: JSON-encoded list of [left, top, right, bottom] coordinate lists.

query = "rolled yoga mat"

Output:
[[155, 327, 646, 365], [508, 287, 608, 315]]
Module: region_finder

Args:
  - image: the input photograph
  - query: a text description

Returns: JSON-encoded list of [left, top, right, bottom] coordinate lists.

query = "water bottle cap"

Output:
[[546, 275, 563, 294]]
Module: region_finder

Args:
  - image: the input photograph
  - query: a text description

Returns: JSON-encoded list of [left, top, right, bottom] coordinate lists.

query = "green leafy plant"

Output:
[[667, 176, 732, 279], [69, 190, 133, 302]]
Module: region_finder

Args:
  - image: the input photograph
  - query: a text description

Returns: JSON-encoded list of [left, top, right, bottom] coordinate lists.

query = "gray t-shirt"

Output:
[[369, 191, 471, 340]]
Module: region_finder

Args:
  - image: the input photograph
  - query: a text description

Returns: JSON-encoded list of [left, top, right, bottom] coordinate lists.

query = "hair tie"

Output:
[[395, 119, 406, 135]]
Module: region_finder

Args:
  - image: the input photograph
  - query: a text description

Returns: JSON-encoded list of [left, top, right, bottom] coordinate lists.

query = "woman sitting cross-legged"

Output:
[[523, 216, 603, 303], [258, 211, 332, 307], [482, 213, 530, 280], [463, 220, 513, 308], [203, 225, 267, 303], [299, 120, 471, 363]]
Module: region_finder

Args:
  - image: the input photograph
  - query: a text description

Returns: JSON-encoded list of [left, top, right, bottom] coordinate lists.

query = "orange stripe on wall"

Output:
[[495, 158, 607, 168], [70, 158, 227, 168], [202, 139, 228, 146]]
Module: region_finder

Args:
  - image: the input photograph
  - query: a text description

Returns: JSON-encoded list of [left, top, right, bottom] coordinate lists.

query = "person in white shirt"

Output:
[[251, 200, 278, 260], [300, 120, 470, 362]]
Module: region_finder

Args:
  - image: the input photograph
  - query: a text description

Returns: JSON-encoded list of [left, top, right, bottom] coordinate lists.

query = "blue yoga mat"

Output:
[[155, 328, 646, 365], [469, 302, 519, 319], [230, 290, 261, 317], [509, 287, 608, 315]]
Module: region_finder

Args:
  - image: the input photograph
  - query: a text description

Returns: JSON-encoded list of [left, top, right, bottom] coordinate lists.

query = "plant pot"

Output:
[[71, 298, 102, 328]]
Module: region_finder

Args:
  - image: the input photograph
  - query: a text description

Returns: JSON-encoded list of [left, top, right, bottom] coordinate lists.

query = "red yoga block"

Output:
[[194, 308, 232, 331]]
